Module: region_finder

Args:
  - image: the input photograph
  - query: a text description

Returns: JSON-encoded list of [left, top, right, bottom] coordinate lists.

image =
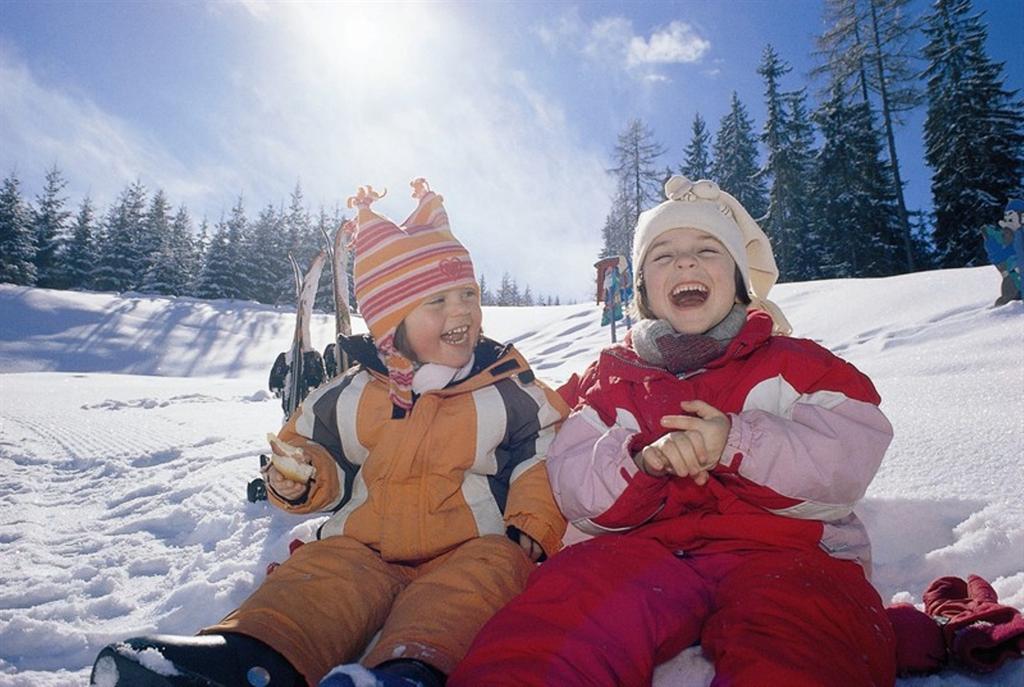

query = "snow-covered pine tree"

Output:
[[599, 188, 632, 259], [92, 180, 148, 292], [757, 46, 819, 282], [478, 274, 493, 306], [137, 190, 174, 295], [60, 196, 98, 290], [815, 0, 923, 271], [711, 92, 768, 221], [195, 198, 252, 300], [32, 165, 71, 289], [139, 192, 193, 296], [249, 204, 285, 305], [0, 173, 37, 286], [786, 90, 826, 280], [497, 272, 515, 306], [194, 216, 233, 300], [812, 80, 902, 277], [314, 207, 340, 312], [522, 285, 534, 306], [281, 183, 314, 303], [171, 206, 200, 294], [610, 118, 667, 247], [681, 112, 713, 181], [228, 196, 257, 300], [922, 0, 1024, 267]]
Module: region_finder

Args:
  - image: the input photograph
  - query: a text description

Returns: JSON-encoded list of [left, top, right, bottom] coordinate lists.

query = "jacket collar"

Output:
[[600, 310, 775, 381], [338, 334, 530, 396]]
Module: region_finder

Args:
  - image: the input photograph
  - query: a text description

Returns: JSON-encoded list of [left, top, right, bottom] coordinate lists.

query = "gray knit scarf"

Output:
[[631, 305, 747, 373]]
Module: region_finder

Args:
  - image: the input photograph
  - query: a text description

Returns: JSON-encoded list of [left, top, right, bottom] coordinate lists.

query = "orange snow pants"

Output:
[[204, 534, 533, 686]]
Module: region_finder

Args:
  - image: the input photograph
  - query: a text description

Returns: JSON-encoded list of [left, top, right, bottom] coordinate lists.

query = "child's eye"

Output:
[[699, 247, 721, 255], [427, 297, 445, 305], [652, 253, 672, 263]]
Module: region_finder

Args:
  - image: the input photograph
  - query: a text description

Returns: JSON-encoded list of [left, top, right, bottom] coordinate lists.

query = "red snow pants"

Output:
[[450, 535, 896, 687]]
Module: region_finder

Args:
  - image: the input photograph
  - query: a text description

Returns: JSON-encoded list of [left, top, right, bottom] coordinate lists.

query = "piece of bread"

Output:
[[266, 433, 316, 482]]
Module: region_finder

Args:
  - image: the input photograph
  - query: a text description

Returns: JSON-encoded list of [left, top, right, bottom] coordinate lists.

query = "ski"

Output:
[[268, 251, 327, 421], [321, 223, 353, 378]]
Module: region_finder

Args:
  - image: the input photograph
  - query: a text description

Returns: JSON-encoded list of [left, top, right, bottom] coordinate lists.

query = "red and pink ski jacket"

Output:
[[548, 311, 893, 574]]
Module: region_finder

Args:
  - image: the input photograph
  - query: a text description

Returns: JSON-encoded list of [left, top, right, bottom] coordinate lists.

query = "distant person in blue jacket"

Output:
[[982, 199, 1023, 305]]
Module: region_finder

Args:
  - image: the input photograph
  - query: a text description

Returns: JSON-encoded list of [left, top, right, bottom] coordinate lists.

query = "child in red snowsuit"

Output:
[[451, 176, 898, 687]]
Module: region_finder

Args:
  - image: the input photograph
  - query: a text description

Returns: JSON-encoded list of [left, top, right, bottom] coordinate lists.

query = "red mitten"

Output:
[[885, 603, 946, 675], [923, 574, 1024, 673]]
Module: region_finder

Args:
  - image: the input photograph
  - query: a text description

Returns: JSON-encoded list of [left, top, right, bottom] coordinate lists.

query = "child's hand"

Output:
[[265, 439, 313, 501], [518, 532, 544, 562], [266, 463, 309, 500], [635, 400, 731, 485]]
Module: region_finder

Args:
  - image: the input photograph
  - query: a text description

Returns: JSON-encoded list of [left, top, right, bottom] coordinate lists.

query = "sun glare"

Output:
[[290, 2, 440, 90]]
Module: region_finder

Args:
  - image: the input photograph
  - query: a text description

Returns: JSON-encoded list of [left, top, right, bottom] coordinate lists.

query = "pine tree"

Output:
[[227, 196, 257, 300], [497, 272, 515, 306], [93, 180, 148, 292], [681, 112, 713, 180], [757, 46, 819, 281], [786, 91, 825, 279], [61, 197, 98, 290], [522, 285, 534, 306], [0, 173, 37, 286], [922, 0, 1024, 267], [609, 119, 667, 252], [478, 274, 493, 306], [282, 183, 314, 303], [712, 93, 768, 220], [815, 0, 924, 272], [249, 204, 285, 304], [32, 165, 71, 289], [140, 192, 194, 296], [171, 206, 199, 294], [599, 188, 632, 259], [194, 198, 252, 300], [812, 80, 902, 277], [138, 190, 174, 294]]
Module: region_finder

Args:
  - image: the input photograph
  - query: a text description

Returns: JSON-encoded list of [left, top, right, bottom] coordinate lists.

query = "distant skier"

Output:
[[91, 179, 568, 687], [983, 198, 1024, 305]]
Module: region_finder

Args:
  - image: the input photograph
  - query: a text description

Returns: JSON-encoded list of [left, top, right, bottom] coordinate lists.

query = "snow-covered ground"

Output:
[[0, 267, 1021, 687]]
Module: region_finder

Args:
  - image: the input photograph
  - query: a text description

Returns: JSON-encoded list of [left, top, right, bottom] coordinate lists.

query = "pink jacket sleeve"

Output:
[[721, 387, 893, 520], [546, 405, 667, 534]]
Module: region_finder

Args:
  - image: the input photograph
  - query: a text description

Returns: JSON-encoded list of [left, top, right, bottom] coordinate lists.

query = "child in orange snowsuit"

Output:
[[91, 180, 567, 687]]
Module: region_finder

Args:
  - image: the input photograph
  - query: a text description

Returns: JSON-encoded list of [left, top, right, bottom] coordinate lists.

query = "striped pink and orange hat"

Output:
[[346, 178, 476, 410]]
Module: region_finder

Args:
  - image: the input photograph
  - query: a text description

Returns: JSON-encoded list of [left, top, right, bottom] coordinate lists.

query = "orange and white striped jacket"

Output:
[[272, 335, 569, 563]]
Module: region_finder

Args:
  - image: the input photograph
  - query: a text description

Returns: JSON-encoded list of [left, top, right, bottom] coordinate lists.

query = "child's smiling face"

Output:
[[641, 227, 738, 335], [402, 285, 482, 367]]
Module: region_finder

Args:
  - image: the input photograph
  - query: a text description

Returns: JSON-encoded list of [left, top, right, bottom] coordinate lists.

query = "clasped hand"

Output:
[[635, 400, 731, 486]]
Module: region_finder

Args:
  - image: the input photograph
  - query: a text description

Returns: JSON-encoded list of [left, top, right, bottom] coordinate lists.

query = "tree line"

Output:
[[0, 170, 550, 309], [602, 0, 1023, 282]]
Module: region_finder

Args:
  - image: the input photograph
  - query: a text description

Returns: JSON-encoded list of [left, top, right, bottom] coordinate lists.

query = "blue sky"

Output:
[[2, 0, 1021, 300]]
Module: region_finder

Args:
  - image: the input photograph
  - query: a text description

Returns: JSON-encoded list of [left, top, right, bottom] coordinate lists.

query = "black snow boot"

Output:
[[89, 632, 306, 687]]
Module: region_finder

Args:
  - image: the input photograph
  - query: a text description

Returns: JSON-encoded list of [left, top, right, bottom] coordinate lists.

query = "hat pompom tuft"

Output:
[[664, 175, 694, 201], [347, 185, 387, 209]]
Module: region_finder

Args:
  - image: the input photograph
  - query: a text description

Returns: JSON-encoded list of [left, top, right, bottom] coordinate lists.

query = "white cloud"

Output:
[[537, 12, 711, 84], [627, 21, 709, 66]]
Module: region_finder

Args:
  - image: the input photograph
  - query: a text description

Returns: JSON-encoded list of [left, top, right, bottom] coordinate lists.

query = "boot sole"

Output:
[[91, 644, 223, 687]]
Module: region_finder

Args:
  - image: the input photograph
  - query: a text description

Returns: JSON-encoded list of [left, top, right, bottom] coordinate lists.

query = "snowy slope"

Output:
[[0, 268, 1022, 687]]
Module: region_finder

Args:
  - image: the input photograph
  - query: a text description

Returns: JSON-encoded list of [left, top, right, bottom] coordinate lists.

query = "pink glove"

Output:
[[923, 574, 1024, 673], [885, 603, 945, 675]]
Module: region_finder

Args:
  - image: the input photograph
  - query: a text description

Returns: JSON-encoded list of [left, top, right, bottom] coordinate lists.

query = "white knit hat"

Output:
[[632, 175, 792, 335]]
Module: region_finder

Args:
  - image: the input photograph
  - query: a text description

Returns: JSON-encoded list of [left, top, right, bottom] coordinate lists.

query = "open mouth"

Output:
[[440, 325, 471, 345], [670, 283, 709, 308]]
